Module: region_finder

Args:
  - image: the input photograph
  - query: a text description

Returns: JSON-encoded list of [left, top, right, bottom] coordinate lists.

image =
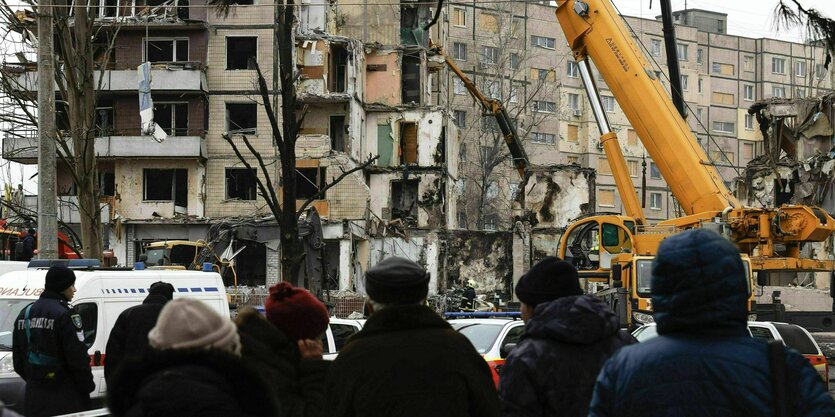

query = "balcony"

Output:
[[2, 62, 207, 93], [3, 130, 206, 164]]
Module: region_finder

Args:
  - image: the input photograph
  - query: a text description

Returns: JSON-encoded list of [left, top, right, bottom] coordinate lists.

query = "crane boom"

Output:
[[556, 0, 738, 215]]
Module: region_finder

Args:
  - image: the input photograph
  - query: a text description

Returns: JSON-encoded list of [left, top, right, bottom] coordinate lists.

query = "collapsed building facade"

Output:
[[738, 95, 835, 312]]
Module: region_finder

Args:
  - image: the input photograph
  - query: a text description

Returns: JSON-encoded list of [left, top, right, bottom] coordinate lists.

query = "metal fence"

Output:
[[226, 286, 367, 319]]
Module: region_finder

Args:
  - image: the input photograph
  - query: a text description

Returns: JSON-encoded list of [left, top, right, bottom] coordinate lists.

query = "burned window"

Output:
[[154, 102, 188, 136], [225, 168, 257, 200], [226, 37, 257, 70], [95, 107, 114, 136], [330, 115, 346, 152], [400, 122, 418, 164], [402, 54, 421, 104], [143, 168, 187, 208], [329, 45, 348, 93], [391, 180, 419, 225], [100, 172, 115, 196], [226, 103, 257, 134], [145, 39, 188, 62], [296, 167, 327, 200], [56, 101, 70, 133]]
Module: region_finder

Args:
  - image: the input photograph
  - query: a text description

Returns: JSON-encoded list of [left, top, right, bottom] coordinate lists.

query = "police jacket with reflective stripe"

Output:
[[12, 290, 95, 394]]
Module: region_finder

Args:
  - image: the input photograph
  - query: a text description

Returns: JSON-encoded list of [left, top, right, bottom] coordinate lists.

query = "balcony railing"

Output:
[[2, 130, 206, 163], [1, 62, 207, 92]]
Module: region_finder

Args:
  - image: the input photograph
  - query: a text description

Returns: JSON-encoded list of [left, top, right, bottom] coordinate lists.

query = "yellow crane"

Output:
[[553, 0, 835, 327]]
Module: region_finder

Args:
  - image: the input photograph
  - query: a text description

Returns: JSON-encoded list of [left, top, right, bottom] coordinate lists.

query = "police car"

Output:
[[447, 312, 525, 388]]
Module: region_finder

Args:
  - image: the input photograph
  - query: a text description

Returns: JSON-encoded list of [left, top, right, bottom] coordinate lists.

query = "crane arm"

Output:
[[555, 0, 739, 215], [433, 45, 530, 178]]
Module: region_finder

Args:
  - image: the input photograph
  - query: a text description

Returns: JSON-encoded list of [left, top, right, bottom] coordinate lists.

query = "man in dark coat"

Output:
[[104, 281, 175, 382], [324, 256, 499, 417], [12, 265, 94, 417], [589, 229, 835, 417], [235, 282, 331, 417], [19, 228, 35, 261], [498, 257, 634, 417]]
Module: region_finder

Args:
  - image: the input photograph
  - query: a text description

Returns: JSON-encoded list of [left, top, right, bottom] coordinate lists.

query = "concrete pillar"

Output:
[[339, 239, 351, 290]]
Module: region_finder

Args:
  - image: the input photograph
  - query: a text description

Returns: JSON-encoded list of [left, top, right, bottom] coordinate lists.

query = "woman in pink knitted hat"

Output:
[[235, 281, 331, 417], [107, 298, 279, 417]]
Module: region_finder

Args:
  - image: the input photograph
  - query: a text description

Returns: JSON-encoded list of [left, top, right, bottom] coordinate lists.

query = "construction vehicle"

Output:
[[552, 0, 835, 329], [430, 42, 530, 178]]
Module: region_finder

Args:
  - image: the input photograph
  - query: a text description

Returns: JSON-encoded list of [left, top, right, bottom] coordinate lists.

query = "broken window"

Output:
[[143, 168, 187, 208], [330, 115, 346, 152], [711, 92, 734, 105], [742, 142, 755, 160], [226, 103, 257, 134], [296, 167, 327, 200], [100, 172, 115, 196], [226, 37, 257, 70], [402, 53, 421, 104], [480, 13, 499, 33], [95, 106, 114, 136], [566, 124, 579, 142], [154, 102, 188, 136], [775, 179, 792, 206], [328, 45, 348, 93], [225, 168, 257, 200], [391, 180, 419, 225], [400, 122, 418, 164], [145, 39, 188, 62]]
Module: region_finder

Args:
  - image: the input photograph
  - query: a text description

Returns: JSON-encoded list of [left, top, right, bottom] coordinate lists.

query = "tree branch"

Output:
[[222, 133, 283, 219], [296, 154, 379, 217]]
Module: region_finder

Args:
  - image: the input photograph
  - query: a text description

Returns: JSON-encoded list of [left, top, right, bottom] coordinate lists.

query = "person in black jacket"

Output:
[[499, 257, 634, 417], [19, 228, 35, 261], [589, 229, 835, 417], [107, 297, 278, 417], [104, 281, 174, 383], [12, 265, 95, 417], [324, 256, 499, 417], [235, 281, 331, 417]]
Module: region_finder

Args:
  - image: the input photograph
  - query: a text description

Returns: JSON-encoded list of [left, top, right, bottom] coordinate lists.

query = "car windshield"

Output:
[[632, 324, 658, 342], [0, 299, 31, 350], [144, 248, 165, 266], [451, 323, 504, 354]]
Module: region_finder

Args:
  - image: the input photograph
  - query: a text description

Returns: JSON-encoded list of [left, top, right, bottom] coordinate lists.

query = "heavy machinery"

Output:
[[553, 0, 835, 328], [430, 42, 530, 178]]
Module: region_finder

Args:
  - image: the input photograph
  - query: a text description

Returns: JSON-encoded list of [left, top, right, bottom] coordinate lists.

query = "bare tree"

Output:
[[0, 1, 120, 260], [219, 0, 376, 283], [454, 2, 562, 230]]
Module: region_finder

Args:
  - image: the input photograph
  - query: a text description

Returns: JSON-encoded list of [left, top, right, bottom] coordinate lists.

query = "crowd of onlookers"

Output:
[[12, 229, 835, 416]]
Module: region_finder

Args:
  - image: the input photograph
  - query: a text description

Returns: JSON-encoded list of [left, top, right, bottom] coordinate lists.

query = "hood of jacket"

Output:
[[651, 229, 749, 337], [524, 295, 620, 344]]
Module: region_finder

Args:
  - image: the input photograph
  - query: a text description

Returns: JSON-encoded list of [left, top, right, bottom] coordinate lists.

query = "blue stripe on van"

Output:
[[177, 288, 188, 293], [130, 289, 137, 293], [204, 287, 219, 292], [190, 288, 202, 292], [139, 289, 146, 293]]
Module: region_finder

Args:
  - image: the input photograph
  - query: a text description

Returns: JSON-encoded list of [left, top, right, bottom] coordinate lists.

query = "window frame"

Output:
[[452, 42, 467, 61], [226, 102, 258, 134], [452, 7, 467, 28], [650, 192, 662, 210], [225, 167, 258, 201], [143, 37, 189, 63], [225, 36, 258, 70], [772, 57, 786, 75]]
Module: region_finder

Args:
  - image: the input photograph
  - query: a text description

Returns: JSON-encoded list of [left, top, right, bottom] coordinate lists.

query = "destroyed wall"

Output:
[[365, 51, 401, 106], [114, 159, 206, 219], [443, 230, 513, 295], [332, 0, 401, 44], [366, 111, 446, 167], [368, 173, 446, 229], [519, 165, 595, 229]]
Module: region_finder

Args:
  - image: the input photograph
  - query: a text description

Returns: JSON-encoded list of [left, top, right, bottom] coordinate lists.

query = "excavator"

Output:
[[429, 42, 530, 178], [552, 0, 835, 328]]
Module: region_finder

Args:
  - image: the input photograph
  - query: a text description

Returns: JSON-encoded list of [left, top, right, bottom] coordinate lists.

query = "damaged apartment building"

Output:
[[1, 0, 464, 295]]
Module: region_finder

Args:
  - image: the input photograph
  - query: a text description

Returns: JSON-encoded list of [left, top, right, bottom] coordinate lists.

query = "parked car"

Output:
[[448, 314, 525, 388], [322, 317, 364, 360], [632, 321, 829, 389]]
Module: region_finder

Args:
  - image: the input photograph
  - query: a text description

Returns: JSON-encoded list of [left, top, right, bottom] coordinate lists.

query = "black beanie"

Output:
[[515, 256, 582, 307], [365, 257, 430, 304], [149, 281, 175, 300], [45, 265, 76, 293]]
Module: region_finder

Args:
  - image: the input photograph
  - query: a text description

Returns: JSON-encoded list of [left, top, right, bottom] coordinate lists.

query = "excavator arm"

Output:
[[433, 44, 529, 178]]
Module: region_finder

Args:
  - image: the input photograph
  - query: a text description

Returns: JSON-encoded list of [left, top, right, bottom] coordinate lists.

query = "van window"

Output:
[[772, 323, 818, 355], [75, 302, 98, 349], [500, 325, 525, 347], [331, 323, 359, 351], [0, 299, 30, 349]]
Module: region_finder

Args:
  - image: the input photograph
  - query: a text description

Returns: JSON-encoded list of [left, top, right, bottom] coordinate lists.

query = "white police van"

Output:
[[0, 264, 229, 412]]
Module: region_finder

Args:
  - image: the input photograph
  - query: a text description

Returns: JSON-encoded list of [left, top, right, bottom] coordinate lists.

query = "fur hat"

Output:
[[148, 298, 241, 356], [515, 256, 582, 307], [365, 257, 430, 304], [44, 265, 76, 293], [264, 282, 329, 341], [148, 281, 175, 300]]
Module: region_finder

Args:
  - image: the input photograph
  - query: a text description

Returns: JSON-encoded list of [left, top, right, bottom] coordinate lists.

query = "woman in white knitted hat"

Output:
[[106, 298, 279, 417]]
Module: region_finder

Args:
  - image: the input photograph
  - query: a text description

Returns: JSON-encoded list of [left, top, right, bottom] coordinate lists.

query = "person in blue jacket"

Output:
[[589, 229, 835, 417]]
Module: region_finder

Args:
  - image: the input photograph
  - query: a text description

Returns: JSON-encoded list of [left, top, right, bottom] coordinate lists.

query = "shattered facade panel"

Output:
[[365, 51, 401, 105], [518, 166, 596, 229]]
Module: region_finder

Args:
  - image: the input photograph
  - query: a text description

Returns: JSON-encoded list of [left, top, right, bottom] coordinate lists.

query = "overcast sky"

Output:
[[611, 0, 835, 42]]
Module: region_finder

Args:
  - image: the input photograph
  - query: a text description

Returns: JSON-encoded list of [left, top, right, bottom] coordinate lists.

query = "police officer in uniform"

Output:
[[12, 265, 94, 417]]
